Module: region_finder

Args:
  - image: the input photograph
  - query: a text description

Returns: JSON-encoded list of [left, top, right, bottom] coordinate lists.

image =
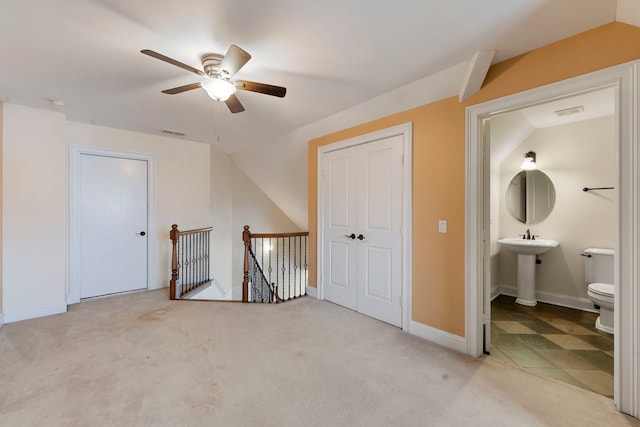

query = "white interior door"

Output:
[[78, 154, 148, 299], [321, 149, 358, 310], [322, 135, 403, 327]]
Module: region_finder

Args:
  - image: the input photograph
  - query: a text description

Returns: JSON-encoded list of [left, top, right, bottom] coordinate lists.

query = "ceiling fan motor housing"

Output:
[[201, 53, 224, 77]]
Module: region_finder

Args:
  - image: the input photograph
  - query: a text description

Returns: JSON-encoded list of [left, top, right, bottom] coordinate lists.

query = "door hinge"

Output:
[[483, 312, 490, 324]]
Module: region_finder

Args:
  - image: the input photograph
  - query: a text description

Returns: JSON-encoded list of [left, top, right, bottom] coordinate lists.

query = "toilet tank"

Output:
[[583, 248, 614, 284]]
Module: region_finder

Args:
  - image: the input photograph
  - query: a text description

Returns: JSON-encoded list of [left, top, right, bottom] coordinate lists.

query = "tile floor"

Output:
[[490, 295, 614, 398]]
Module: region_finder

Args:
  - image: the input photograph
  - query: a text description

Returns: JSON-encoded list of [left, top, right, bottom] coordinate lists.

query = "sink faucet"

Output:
[[523, 229, 531, 240]]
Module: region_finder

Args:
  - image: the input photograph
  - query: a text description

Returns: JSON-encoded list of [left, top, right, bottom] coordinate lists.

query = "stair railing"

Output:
[[242, 225, 309, 303], [170, 224, 213, 300]]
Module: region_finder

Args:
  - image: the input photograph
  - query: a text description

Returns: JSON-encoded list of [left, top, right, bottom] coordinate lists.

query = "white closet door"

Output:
[[78, 154, 148, 299], [321, 135, 403, 327], [322, 148, 358, 310], [356, 135, 403, 327]]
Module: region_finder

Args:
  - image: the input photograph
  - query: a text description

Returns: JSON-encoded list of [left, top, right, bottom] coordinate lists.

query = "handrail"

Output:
[[178, 226, 214, 235], [242, 225, 309, 303], [170, 224, 213, 300], [249, 231, 309, 238]]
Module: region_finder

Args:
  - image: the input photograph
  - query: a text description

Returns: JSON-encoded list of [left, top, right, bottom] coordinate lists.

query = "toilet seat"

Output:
[[588, 282, 614, 297]]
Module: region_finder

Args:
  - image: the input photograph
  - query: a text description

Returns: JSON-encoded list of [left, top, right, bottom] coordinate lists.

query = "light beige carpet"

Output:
[[0, 290, 637, 426]]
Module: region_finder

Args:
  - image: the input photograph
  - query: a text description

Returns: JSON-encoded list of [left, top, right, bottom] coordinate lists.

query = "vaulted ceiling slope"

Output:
[[0, 0, 620, 156]]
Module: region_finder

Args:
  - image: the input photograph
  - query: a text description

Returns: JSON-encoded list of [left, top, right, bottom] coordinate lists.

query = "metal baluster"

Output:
[[195, 232, 199, 286], [304, 235, 308, 296], [206, 230, 210, 281], [189, 234, 193, 291], [268, 237, 272, 288], [294, 236, 298, 298], [288, 236, 291, 301], [197, 231, 201, 285], [297, 235, 301, 297], [180, 235, 184, 294], [276, 237, 281, 301], [200, 231, 204, 284]]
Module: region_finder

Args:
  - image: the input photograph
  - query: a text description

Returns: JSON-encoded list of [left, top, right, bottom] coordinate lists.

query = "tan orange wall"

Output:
[[308, 22, 640, 337]]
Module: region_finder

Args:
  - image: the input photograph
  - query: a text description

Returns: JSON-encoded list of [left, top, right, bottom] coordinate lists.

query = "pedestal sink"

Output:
[[497, 237, 559, 306]]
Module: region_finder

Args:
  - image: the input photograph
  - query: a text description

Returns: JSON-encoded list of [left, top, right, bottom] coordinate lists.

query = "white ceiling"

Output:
[[0, 0, 619, 155], [520, 88, 615, 129], [489, 86, 616, 165]]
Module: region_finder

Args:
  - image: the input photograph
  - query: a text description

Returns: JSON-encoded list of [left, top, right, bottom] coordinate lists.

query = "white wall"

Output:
[[617, 0, 640, 27], [497, 116, 615, 300], [230, 163, 300, 294], [210, 149, 234, 295], [489, 112, 536, 295], [3, 104, 67, 321]]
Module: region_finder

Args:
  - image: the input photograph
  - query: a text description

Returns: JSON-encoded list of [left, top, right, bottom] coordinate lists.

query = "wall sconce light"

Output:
[[520, 151, 536, 170]]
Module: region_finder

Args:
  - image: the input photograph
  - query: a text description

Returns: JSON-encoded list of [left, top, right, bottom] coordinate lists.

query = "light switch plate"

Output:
[[439, 220, 447, 233]]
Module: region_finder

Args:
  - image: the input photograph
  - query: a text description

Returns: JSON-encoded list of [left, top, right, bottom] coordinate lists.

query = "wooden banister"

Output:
[[170, 224, 179, 300], [169, 224, 214, 300], [242, 225, 251, 303], [242, 224, 309, 303]]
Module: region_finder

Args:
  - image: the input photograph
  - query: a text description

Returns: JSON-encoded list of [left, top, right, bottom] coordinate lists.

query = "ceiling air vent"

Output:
[[161, 129, 186, 137], [553, 106, 584, 117]]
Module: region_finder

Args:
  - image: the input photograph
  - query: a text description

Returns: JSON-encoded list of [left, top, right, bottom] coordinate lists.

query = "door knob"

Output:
[[344, 233, 356, 240], [139, 231, 146, 236], [357, 234, 365, 240]]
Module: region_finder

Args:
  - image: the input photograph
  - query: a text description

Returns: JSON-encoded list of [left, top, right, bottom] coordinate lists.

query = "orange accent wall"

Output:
[[308, 22, 640, 337]]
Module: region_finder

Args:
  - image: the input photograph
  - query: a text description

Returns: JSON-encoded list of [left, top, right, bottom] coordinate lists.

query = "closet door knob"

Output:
[[344, 233, 356, 240], [357, 234, 365, 240]]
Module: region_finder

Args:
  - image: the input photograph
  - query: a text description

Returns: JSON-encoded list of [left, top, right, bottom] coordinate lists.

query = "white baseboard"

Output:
[[306, 286, 317, 299], [0, 311, 4, 328], [4, 303, 67, 323], [409, 320, 467, 354], [499, 285, 597, 313], [490, 286, 501, 301]]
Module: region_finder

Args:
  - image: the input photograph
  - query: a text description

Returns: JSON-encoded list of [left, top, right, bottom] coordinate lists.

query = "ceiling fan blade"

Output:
[[236, 80, 287, 98], [161, 82, 202, 95], [141, 49, 207, 78], [219, 45, 251, 78], [225, 94, 245, 113]]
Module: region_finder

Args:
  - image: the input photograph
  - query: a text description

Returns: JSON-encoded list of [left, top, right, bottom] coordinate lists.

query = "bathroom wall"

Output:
[[497, 116, 615, 305], [489, 112, 536, 296]]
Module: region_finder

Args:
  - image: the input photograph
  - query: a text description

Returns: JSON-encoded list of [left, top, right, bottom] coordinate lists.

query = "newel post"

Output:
[[242, 225, 251, 303], [169, 224, 180, 300]]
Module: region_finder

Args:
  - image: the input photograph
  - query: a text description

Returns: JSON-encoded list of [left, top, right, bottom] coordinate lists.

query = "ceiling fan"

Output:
[[141, 44, 286, 113]]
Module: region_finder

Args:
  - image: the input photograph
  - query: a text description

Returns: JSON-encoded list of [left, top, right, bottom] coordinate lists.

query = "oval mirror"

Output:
[[506, 170, 556, 224]]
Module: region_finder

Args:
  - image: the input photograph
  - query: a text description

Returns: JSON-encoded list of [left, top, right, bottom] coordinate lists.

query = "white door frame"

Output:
[[317, 123, 412, 331], [465, 61, 639, 416], [69, 145, 156, 304]]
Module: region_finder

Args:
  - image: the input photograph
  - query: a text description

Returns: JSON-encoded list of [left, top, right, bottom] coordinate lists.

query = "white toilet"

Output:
[[583, 248, 615, 334]]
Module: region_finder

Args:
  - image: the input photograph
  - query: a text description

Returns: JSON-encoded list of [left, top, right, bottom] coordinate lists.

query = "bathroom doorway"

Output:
[[465, 60, 640, 415], [484, 86, 616, 397]]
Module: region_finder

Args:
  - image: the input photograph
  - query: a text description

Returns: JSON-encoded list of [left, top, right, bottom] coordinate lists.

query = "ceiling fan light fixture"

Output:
[[202, 78, 236, 101]]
